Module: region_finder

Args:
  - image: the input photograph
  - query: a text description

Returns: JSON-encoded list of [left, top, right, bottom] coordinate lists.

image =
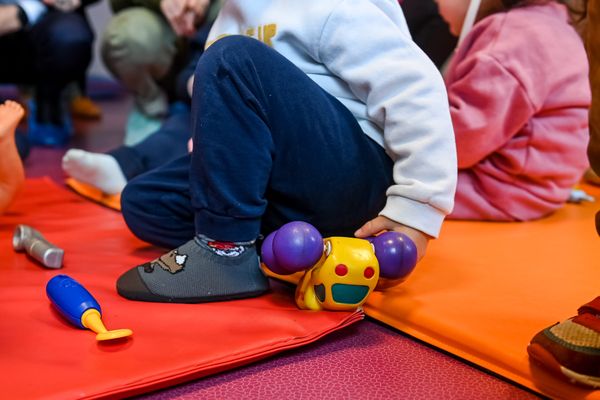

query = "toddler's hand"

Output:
[[354, 215, 429, 261]]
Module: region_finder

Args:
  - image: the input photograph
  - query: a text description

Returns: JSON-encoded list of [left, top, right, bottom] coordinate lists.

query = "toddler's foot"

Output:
[[0, 100, 25, 212], [62, 149, 127, 195], [117, 236, 270, 303], [0, 100, 24, 141], [528, 297, 600, 388]]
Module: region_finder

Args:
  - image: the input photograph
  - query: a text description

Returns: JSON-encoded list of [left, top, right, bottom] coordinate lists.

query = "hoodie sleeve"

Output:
[[447, 52, 535, 169], [318, 0, 457, 238]]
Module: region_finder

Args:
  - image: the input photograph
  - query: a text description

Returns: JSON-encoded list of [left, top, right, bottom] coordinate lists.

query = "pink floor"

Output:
[[18, 94, 540, 399]]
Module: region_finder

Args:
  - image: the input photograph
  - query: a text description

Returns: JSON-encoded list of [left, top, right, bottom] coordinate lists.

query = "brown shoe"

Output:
[[527, 297, 600, 388]]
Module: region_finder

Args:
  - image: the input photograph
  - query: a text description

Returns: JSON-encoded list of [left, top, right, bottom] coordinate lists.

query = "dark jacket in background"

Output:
[[400, 0, 457, 68]]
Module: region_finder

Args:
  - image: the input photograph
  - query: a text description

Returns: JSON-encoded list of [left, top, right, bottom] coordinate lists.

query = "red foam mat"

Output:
[[0, 178, 362, 399]]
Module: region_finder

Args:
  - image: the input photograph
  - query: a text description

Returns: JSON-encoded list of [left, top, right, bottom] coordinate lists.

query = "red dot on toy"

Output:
[[364, 266, 375, 279], [335, 264, 348, 276]]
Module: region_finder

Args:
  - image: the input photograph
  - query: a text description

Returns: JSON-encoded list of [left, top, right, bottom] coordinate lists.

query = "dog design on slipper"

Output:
[[148, 250, 188, 274]]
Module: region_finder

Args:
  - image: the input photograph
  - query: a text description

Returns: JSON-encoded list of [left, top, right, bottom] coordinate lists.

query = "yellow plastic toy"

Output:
[[261, 221, 418, 311], [295, 237, 379, 311]]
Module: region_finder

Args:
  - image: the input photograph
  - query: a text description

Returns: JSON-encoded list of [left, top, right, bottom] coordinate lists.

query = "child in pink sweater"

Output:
[[437, 0, 590, 221]]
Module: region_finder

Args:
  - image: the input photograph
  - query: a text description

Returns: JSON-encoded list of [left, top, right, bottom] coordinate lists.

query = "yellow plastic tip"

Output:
[[81, 309, 133, 341], [96, 329, 133, 341]]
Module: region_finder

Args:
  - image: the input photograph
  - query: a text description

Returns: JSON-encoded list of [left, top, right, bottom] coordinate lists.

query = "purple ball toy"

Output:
[[369, 232, 417, 280], [261, 231, 284, 274], [261, 221, 323, 275]]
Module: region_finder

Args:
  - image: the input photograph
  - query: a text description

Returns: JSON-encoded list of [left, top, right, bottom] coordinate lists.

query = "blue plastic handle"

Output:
[[46, 275, 101, 329]]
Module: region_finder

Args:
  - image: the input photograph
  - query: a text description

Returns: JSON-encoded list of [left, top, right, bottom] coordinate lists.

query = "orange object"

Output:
[[70, 95, 102, 120], [0, 178, 361, 399], [66, 177, 122, 211], [363, 184, 600, 399]]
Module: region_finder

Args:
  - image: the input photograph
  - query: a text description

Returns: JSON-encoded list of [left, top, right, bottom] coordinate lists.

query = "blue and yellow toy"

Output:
[[46, 275, 133, 341], [261, 221, 417, 311]]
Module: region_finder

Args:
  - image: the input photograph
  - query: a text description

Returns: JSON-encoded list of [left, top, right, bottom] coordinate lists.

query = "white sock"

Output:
[[62, 149, 127, 195]]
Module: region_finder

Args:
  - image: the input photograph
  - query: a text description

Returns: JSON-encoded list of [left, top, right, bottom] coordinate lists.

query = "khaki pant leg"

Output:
[[101, 8, 177, 117]]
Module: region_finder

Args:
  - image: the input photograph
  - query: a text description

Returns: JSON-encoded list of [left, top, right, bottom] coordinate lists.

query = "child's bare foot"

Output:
[[0, 100, 25, 213], [0, 100, 24, 141]]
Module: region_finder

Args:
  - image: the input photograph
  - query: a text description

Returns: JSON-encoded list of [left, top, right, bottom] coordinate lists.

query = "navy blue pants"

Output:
[[109, 108, 191, 180], [122, 36, 394, 249], [0, 11, 93, 124]]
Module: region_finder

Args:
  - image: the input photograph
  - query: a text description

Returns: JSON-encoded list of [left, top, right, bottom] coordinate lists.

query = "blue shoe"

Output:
[[27, 100, 73, 147]]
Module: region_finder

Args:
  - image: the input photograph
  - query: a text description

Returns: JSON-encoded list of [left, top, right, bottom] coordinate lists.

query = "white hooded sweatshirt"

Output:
[[206, 0, 457, 237]]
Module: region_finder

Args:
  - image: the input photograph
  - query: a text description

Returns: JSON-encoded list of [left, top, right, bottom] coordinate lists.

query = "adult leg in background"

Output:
[[29, 10, 94, 145], [101, 7, 179, 144]]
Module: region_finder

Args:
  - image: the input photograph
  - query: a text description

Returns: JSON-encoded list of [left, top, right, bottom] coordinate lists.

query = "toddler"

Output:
[[116, 0, 457, 303]]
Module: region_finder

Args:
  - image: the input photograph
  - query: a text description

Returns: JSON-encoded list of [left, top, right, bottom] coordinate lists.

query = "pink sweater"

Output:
[[446, 2, 590, 221]]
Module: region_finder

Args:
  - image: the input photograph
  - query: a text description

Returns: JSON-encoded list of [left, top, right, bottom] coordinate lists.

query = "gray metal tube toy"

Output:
[[13, 225, 64, 269]]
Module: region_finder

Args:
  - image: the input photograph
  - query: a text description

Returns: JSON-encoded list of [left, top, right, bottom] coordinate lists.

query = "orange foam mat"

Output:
[[364, 183, 600, 399], [0, 178, 362, 400]]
